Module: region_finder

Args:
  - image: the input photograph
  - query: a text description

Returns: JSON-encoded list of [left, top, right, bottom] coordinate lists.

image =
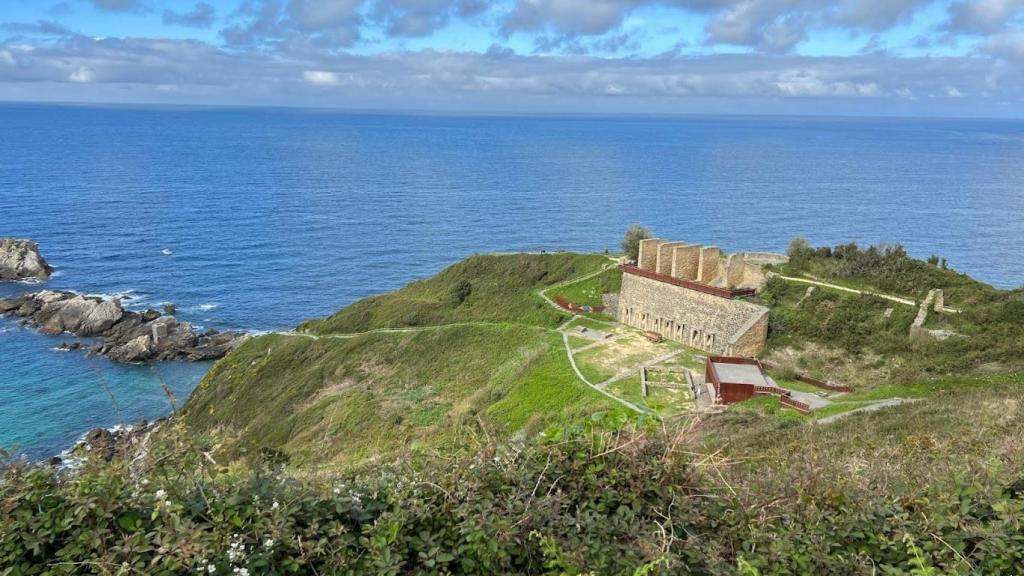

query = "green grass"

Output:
[[564, 315, 617, 333], [551, 268, 622, 307], [184, 324, 615, 468], [299, 253, 611, 334], [566, 335, 594, 350]]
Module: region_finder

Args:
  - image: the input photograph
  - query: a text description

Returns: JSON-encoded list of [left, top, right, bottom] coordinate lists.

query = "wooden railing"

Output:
[[553, 295, 606, 314]]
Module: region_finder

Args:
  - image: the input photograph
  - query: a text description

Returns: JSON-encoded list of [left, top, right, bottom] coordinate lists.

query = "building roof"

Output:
[[710, 360, 770, 387]]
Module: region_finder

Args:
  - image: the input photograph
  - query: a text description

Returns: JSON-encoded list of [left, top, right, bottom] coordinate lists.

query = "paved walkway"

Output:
[[787, 389, 833, 410], [816, 398, 917, 424]]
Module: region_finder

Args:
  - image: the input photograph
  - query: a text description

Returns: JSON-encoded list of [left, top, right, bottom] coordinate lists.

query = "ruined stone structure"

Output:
[[621, 238, 783, 357], [618, 268, 769, 357], [636, 238, 784, 292]]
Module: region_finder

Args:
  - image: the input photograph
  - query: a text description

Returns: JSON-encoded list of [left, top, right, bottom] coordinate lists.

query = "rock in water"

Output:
[[0, 238, 53, 282], [0, 290, 249, 363]]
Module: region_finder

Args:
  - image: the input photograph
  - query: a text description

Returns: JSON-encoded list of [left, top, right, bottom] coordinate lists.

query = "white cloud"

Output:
[[69, 66, 94, 83], [302, 70, 341, 86]]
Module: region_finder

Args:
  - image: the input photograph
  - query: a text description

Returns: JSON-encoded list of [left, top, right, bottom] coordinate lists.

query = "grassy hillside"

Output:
[[299, 252, 613, 334], [184, 326, 611, 467], [760, 243, 1024, 386], [183, 253, 618, 468]]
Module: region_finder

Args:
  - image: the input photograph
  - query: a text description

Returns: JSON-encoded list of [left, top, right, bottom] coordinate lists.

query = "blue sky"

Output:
[[1, 0, 1023, 115]]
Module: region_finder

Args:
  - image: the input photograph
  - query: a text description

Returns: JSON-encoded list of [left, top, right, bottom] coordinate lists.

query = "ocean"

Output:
[[2, 104, 1023, 459]]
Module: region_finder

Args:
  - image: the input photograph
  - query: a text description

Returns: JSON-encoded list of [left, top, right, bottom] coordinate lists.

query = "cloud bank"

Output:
[[0, 0, 1022, 115]]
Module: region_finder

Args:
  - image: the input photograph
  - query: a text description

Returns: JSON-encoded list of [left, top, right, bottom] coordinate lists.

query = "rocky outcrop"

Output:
[[0, 238, 53, 282], [70, 421, 159, 462], [0, 290, 248, 363]]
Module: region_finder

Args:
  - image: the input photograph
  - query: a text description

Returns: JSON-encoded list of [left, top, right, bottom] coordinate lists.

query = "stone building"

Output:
[[618, 239, 782, 357]]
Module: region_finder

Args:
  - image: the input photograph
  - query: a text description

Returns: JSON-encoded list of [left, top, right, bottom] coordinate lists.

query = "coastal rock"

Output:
[[0, 238, 53, 282], [73, 422, 155, 462], [36, 294, 123, 336], [0, 290, 248, 363]]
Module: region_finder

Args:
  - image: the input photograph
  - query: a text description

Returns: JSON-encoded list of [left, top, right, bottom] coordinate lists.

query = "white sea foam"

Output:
[[198, 303, 219, 311]]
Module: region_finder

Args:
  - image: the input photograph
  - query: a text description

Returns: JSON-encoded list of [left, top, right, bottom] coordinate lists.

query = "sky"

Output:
[[1, 0, 1023, 116]]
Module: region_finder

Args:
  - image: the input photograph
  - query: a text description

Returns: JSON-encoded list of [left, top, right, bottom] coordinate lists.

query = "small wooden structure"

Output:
[[705, 356, 811, 412], [644, 330, 664, 343]]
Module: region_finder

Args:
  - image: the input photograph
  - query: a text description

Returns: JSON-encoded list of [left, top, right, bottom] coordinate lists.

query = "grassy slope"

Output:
[[760, 247, 1024, 387], [299, 253, 612, 334], [550, 267, 622, 307], [183, 253, 616, 468]]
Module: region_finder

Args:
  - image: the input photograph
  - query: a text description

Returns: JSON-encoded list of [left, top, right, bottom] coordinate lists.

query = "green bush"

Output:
[[6, 383, 1024, 576]]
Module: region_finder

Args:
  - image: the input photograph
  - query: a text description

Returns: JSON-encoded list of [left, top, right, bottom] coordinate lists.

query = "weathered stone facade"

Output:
[[655, 242, 686, 275], [637, 238, 786, 292], [637, 238, 665, 271], [618, 271, 769, 357], [670, 245, 701, 280], [697, 246, 722, 283]]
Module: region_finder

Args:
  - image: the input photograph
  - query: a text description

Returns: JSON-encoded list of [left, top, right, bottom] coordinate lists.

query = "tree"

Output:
[[786, 236, 813, 271], [621, 224, 652, 262]]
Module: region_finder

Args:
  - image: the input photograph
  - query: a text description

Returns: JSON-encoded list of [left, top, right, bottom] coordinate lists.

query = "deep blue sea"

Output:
[[2, 104, 1023, 459]]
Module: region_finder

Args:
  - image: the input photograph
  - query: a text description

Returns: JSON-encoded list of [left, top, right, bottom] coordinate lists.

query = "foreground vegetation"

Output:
[[4, 373, 1024, 575]]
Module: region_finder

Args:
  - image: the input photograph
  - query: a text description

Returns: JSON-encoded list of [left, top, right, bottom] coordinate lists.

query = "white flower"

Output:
[[271, 501, 279, 510], [233, 568, 249, 576], [141, 479, 149, 485], [333, 487, 341, 495], [263, 538, 274, 549], [207, 566, 216, 574], [155, 489, 167, 499], [164, 500, 172, 507]]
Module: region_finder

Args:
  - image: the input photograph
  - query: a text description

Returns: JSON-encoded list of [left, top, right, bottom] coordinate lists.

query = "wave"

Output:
[[197, 303, 219, 312]]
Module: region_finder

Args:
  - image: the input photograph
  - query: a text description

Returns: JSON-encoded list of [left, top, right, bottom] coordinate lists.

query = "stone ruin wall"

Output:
[[617, 272, 769, 357], [655, 242, 687, 275], [697, 246, 722, 283], [671, 245, 701, 280], [636, 239, 784, 292], [638, 238, 665, 271]]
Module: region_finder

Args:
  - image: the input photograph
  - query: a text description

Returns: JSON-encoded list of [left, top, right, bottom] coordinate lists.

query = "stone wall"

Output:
[[725, 254, 766, 291], [618, 271, 769, 357], [671, 245, 701, 280], [697, 246, 722, 283], [638, 238, 665, 271], [656, 242, 686, 275]]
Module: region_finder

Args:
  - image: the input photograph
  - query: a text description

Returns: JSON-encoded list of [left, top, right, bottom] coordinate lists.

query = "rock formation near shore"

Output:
[[0, 290, 248, 363], [0, 238, 53, 281]]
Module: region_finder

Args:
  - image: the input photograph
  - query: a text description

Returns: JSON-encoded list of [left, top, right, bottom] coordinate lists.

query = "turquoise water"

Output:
[[2, 104, 1023, 459]]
